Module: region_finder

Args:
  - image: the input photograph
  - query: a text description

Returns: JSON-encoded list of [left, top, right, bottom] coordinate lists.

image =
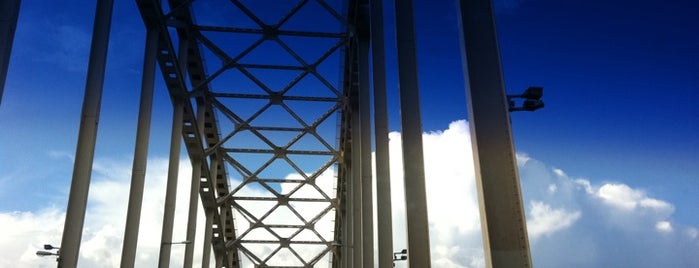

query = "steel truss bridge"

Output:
[[1, 0, 532, 267]]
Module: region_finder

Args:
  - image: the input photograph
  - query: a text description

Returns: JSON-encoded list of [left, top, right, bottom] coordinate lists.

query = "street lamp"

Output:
[[36, 244, 60, 261], [44, 244, 60, 250], [36, 251, 59, 257], [508, 86, 544, 112], [393, 249, 407, 266]]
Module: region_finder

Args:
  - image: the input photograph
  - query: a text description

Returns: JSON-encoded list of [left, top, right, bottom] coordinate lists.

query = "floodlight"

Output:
[[393, 248, 408, 262], [522, 99, 544, 111], [44, 244, 60, 250], [521, 86, 543, 100], [36, 251, 59, 257], [508, 86, 545, 112]]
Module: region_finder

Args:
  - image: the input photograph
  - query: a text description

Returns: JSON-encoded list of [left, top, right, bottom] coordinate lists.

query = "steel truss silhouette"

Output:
[[1, 0, 532, 267], [136, 0, 360, 267]]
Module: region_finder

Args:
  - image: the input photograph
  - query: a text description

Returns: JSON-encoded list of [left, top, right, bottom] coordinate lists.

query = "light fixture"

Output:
[[36, 244, 60, 260], [393, 248, 408, 261], [36, 251, 59, 257], [508, 86, 544, 112], [44, 244, 60, 250]]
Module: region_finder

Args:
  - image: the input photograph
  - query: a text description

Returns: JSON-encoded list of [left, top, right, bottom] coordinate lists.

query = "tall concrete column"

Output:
[[357, 3, 375, 267], [393, 0, 432, 267], [457, 0, 532, 267], [342, 163, 353, 268], [350, 84, 363, 267], [369, 0, 394, 267], [201, 209, 213, 268], [201, 154, 218, 268], [158, 29, 192, 267], [58, 0, 114, 266], [157, 99, 184, 268], [184, 160, 202, 268], [176, 34, 206, 266], [184, 103, 206, 267], [120, 26, 159, 268]]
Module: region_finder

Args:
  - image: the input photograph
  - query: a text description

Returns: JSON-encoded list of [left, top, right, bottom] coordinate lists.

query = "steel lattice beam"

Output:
[[0, 0, 534, 266], [136, 0, 239, 266], [136, 0, 358, 267]]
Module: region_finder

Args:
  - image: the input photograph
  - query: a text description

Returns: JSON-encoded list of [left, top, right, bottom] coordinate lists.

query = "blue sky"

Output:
[[1, 0, 698, 267]]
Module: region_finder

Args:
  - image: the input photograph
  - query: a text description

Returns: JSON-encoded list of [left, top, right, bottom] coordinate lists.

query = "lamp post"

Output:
[[393, 249, 408, 266], [44, 244, 61, 250], [508, 86, 545, 112], [36, 251, 60, 257], [36, 244, 60, 261]]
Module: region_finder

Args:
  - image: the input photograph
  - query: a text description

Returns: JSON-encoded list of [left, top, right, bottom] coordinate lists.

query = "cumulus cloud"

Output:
[[0, 157, 211, 267], [596, 183, 674, 212], [1, 120, 698, 267], [520, 155, 699, 267], [0, 207, 64, 268], [655, 221, 673, 233], [387, 120, 483, 268], [527, 201, 581, 241], [390, 120, 699, 268], [71, 157, 200, 267]]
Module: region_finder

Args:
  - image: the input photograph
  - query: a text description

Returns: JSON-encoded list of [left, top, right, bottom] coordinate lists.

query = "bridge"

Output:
[[0, 0, 531, 267]]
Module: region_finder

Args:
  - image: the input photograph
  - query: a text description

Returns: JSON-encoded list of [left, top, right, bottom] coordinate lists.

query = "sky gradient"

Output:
[[1, 0, 698, 267]]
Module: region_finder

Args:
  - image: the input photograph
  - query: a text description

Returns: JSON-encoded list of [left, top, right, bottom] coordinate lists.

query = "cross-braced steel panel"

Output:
[[137, 0, 357, 267]]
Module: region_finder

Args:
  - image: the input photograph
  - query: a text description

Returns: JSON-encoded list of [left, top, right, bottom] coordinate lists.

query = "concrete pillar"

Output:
[[457, 0, 532, 266], [393, 0, 432, 266], [58, 0, 114, 266]]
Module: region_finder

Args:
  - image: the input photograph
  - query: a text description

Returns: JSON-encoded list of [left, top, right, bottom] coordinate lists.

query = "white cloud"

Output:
[[0, 157, 212, 267], [574, 178, 595, 194], [47, 150, 74, 161], [686, 228, 698, 239], [596, 183, 673, 213], [0, 208, 64, 268], [527, 201, 581, 241], [387, 120, 483, 268], [552, 168, 566, 178], [400, 120, 696, 267], [2, 119, 698, 267], [517, 153, 532, 166], [655, 221, 673, 233], [521, 158, 699, 267]]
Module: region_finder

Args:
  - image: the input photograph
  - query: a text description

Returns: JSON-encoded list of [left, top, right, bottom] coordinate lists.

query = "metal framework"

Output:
[[0, 0, 534, 267], [135, 0, 361, 267]]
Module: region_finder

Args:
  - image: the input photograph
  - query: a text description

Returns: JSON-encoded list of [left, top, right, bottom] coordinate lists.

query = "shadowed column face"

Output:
[[369, 1, 396, 267], [0, 0, 22, 105], [393, 0, 433, 267], [457, 0, 532, 267]]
